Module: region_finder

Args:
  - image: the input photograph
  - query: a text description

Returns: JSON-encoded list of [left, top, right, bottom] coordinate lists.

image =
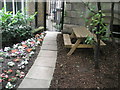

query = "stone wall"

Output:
[[26, 0, 45, 28], [37, 2, 44, 27], [63, 2, 120, 34], [64, 2, 86, 26], [63, 2, 86, 33], [26, 0, 35, 28]]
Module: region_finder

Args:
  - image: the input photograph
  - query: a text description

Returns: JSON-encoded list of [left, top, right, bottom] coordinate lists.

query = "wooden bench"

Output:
[[72, 26, 106, 46], [63, 34, 95, 48], [63, 34, 72, 48], [63, 26, 106, 55]]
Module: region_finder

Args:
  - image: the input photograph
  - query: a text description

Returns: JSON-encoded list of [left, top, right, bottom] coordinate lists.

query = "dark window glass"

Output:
[[17, 2, 21, 11], [6, 2, 13, 11], [0, 1, 2, 9]]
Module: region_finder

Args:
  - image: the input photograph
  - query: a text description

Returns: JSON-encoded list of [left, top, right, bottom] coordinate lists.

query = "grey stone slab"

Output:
[[42, 40, 57, 45], [38, 50, 57, 58], [43, 37, 57, 41], [26, 66, 54, 80], [45, 33, 58, 37], [18, 78, 50, 88], [34, 57, 56, 68], [66, 4, 72, 11], [41, 44, 57, 51]]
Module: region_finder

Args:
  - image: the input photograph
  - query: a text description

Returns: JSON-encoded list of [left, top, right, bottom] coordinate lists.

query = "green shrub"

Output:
[[0, 8, 37, 47]]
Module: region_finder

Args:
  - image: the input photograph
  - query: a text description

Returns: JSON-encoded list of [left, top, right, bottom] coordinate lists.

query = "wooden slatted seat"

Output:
[[73, 26, 106, 46], [63, 26, 106, 55], [71, 44, 94, 48], [63, 34, 72, 48]]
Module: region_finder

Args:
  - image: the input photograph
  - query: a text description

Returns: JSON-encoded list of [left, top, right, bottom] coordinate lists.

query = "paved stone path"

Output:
[[18, 31, 60, 88], [46, 16, 57, 31]]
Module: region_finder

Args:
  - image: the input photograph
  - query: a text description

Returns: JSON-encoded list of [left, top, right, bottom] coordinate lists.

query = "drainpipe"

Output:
[[44, 1, 47, 31], [61, 0, 64, 31], [35, 0, 38, 28]]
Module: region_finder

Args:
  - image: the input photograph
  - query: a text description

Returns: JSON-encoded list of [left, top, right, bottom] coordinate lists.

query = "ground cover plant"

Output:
[[0, 32, 45, 89]]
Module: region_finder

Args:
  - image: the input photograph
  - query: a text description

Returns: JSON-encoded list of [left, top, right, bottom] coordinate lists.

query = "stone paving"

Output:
[[18, 31, 60, 88]]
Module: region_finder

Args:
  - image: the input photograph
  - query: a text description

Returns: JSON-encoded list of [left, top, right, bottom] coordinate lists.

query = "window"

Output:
[[1, 0, 26, 15], [0, 1, 2, 10]]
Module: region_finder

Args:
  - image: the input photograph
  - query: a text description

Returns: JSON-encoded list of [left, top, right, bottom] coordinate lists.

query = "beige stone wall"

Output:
[[63, 2, 120, 34], [26, 0, 45, 28], [26, 0, 35, 28], [37, 2, 44, 27], [63, 2, 86, 33], [64, 2, 86, 26], [86, 2, 120, 25]]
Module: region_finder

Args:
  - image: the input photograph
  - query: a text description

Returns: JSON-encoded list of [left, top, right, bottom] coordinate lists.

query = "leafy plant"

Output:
[[0, 8, 37, 47], [85, 36, 95, 45], [80, 3, 108, 45]]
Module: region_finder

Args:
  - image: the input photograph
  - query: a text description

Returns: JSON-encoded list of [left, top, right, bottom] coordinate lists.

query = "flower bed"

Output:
[[0, 32, 45, 89]]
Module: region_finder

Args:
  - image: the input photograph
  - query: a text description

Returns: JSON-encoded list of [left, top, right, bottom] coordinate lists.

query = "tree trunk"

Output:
[[110, 2, 116, 47], [94, 2, 101, 69]]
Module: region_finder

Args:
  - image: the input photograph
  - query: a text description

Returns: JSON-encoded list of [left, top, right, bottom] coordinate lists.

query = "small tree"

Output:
[[110, 2, 116, 48], [82, 2, 108, 69]]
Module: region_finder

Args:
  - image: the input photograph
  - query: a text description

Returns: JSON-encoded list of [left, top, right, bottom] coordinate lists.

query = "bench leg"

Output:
[[70, 32, 75, 38], [67, 39, 81, 55]]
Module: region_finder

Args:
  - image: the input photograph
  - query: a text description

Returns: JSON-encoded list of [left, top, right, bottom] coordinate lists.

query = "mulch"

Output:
[[50, 34, 119, 88]]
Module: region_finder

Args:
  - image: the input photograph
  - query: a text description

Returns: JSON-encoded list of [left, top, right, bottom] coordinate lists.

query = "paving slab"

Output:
[[18, 31, 59, 88], [34, 57, 56, 68], [18, 78, 50, 88], [26, 66, 54, 80], [44, 36, 56, 41], [42, 40, 57, 45], [38, 50, 57, 58], [41, 44, 57, 51]]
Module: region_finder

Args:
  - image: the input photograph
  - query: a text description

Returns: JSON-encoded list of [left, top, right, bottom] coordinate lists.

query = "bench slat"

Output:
[[63, 34, 72, 48], [72, 44, 94, 48], [73, 26, 106, 46]]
